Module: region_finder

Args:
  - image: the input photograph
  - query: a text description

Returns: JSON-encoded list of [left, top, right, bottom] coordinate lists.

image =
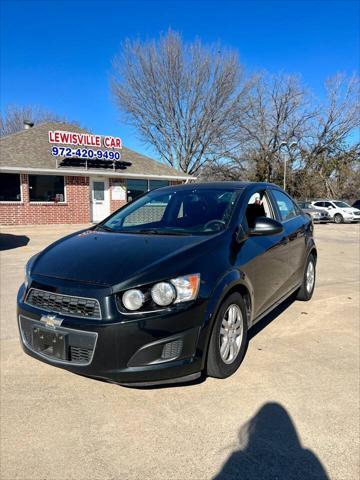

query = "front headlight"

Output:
[[171, 274, 200, 303], [119, 273, 201, 312], [122, 289, 145, 311], [151, 282, 176, 306]]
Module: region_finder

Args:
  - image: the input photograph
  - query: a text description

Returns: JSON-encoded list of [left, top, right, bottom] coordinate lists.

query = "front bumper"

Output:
[[17, 283, 209, 385], [312, 217, 329, 223]]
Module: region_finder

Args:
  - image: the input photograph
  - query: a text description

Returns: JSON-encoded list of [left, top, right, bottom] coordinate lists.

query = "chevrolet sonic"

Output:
[[17, 182, 317, 386]]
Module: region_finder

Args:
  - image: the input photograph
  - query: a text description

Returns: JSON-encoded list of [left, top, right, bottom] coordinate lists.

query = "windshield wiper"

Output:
[[156, 230, 190, 236], [134, 229, 160, 234], [96, 225, 114, 232], [126, 228, 190, 236]]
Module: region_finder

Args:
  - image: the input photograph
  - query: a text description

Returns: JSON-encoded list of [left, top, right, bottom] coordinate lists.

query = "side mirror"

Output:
[[250, 217, 284, 236]]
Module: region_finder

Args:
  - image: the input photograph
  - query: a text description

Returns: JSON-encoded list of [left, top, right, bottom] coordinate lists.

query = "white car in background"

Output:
[[311, 200, 360, 224]]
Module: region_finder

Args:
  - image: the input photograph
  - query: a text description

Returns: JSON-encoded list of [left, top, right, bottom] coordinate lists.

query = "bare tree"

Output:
[[199, 157, 250, 182], [203, 73, 313, 185], [204, 73, 359, 200], [112, 30, 359, 197], [236, 73, 314, 184], [0, 105, 65, 137], [299, 74, 360, 198], [112, 30, 251, 175]]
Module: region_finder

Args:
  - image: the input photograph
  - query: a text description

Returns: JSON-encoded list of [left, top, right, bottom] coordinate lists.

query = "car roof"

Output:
[[155, 181, 281, 192]]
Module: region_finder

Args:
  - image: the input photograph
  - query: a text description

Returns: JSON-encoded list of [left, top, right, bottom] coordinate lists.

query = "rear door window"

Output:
[[271, 190, 298, 222]]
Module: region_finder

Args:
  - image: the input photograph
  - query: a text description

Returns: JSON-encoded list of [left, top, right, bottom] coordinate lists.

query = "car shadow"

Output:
[[248, 292, 297, 341], [0, 233, 29, 251], [213, 402, 329, 480]]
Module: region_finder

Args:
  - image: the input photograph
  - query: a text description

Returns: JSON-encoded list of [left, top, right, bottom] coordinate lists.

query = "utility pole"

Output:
[[279, 141, 298, 190]]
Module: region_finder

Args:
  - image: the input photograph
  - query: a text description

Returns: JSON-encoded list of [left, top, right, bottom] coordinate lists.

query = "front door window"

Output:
[[245, 190, 274, 228]]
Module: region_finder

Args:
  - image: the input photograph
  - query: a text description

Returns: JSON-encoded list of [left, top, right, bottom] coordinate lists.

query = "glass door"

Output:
[[90, 178, 109, 222]]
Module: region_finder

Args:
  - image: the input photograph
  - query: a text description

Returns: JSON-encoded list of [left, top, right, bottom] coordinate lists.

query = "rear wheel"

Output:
[[206, 293, 248, 379], [296, 254, 316, 301], [334, 213, 343, 224]]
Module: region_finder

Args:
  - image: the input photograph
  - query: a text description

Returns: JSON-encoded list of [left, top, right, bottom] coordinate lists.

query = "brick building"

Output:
[[0, 122, 192, 225]]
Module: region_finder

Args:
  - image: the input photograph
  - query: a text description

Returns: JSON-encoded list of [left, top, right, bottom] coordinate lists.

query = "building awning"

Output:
[[0, 166, 192, 181]]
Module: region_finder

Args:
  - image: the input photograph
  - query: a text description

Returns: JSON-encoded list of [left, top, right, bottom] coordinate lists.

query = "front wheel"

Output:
[[206, 293, 248, 379], [334, 213, 344, 224], [296, 254, 316, 301]]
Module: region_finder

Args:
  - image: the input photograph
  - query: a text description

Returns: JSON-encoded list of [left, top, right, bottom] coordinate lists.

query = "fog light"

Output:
[[161, 339, 183, 360]]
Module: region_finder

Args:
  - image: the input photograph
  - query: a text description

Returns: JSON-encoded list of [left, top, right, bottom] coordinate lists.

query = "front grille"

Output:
[[70, 346, 92, 363], [25, 288, 101, 319]]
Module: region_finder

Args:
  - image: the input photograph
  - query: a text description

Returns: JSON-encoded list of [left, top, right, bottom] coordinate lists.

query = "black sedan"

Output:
[[17, 182, 317, 386]]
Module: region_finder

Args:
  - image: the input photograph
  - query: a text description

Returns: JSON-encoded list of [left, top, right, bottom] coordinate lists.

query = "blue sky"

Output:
[[1, 0, 359, 155]]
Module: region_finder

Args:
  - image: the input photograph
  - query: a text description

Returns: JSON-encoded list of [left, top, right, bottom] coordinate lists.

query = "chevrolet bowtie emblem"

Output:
[[40, 314, 63, 329]]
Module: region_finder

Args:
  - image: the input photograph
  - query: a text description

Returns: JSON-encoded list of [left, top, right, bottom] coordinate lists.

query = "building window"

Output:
[[29, 175, 65, 202], [149, 180, 169, 191], [127, 179, 170, 201], [127, 179, 148, 201], [0, 173, 21, 201]]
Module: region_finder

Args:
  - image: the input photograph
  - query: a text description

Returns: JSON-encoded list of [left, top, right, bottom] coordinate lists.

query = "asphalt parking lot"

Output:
[[0, 223, 359, 480]]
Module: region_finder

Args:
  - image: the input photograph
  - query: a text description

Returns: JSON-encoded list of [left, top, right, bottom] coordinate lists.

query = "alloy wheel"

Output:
[[334, 214, 343, 224], [306, 260, 315, 293], [219, 304, 244, 364]]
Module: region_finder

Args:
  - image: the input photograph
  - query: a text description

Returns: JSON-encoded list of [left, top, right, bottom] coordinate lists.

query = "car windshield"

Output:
[[333, 201, 351, 208], [100, 187, 242, 235], [299, 202, 312, 209]]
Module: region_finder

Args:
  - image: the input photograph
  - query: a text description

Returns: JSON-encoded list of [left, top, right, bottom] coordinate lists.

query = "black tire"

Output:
[[334, 213, 343, 224], [206, 292, 248, 379], [296, 254, 316, 301]]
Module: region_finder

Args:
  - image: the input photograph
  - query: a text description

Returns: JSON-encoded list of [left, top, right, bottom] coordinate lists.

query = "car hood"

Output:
[[31, 229, 219, 287], [341, 207, 359, 213]]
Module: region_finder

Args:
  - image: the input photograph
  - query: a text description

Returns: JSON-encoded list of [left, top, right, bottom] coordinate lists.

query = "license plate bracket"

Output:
[[32, 327, 68, 360]]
